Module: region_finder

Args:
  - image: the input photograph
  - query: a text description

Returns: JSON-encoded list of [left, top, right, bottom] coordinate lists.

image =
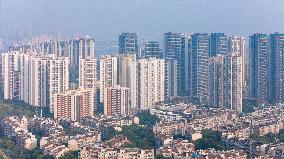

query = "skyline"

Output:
[[1, 1, 284, 158], [1, 0, 284, 42]]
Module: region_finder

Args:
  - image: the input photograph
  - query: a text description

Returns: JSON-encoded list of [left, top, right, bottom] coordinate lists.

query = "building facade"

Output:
[[209, 54, 243, 112], [137, 58, 165, 110], [144, 41, 161, 58], [79, 58, 97, 90], [99, 55, 118, 103], [104, 86, 131, 116], [164, 32, 185, 96], [249, 34, 269, 103], [48, 57, 70, 112], [117, 54, 137, 110], [119, 33, 138, 55], [54, 88, 94, 121], [2, 51, 21, 100], [209, 33, 229, 57], [229, 36, 246, 94], [189, 33, 210, 104], [268, 33, 284, 104]]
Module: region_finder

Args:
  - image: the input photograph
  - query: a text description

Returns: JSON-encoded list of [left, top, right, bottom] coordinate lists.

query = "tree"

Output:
[[101, 126, 118, 141], [58, 151, 78, 159], [279, 129, 284, 142], [155, 154, 172, 159], [195, 129, 230, 150], [95, 102, 104, 114], [250, 132, 277, 145], [136, 111, 160, 127], [121, 125, 157, 149]]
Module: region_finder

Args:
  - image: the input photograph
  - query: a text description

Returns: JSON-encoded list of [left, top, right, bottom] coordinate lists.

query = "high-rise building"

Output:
[[165, 59, 178, 99], [119, 33, 138, 55], [54, 88, 94, 121], [99, 55, 118, 103], [249, 34, 269, 103], [79, 58, 97, 90], [28, 55, 49, 107], [69, 39, 80, 70], [79, 58, 98, 109], [47, 57, 70, 112], [117, 54, 137, 110], [189, 33, 210, 104], [0, 39, 3, 50], [209, 54, 243, 112], [164, 32, 183, 96], [2, 52, 69, 111], [269, 33, 284, 104], [144, 42, 161, 58], [209, 33, 229, 57], [229, 36, 246, 57], [79, 36, 95, 59], [41, 40, 69, 57], [181, 33, 191, 93], [104, 86, 131, 116], [137, 58, 165, 110], [19, 53, 31, 104], [224, 54, 243, 112], [2, 51, 21, 100], [229, 36, 246, 92], [208, 55, 224, 108], [69, 36, 95, 83]]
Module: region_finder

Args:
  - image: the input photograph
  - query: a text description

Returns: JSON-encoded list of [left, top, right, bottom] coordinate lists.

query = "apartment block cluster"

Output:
[[3, 32, 284, 115], [1, 32, 246, 120]]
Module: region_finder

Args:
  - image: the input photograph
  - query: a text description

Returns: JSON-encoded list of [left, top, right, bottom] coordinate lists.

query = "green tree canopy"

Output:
[[121, 125, 156, 149], [136, 111, 160, 127], [195, 129, 231, 150]]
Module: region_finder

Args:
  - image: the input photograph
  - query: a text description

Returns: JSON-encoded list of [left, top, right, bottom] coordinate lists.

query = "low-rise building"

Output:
[[2, 116, 37, 150]]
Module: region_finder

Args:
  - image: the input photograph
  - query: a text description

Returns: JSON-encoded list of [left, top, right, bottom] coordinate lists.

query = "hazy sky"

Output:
[[2, 0, 284, 42]]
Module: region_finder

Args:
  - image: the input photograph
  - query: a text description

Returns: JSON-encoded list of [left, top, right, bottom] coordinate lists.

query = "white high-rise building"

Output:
[[48, 57, 69, 112], [79, 57, 98, 110], [209, 55, 224, 108], [104, 86, 131, 116], [225, 54, 243, 112], [19, 53, 31, 103], [137, 58, 165, 110], [118, 54, 137, 110], [2, 52, 69, 112], [79, 58, 97, 89], [229, 36, 246, 92], [18, 53, 51, 107], [28, 55, 49, 107], [2, 51, 21, 100], [99, 55, 118, 103], [209, 53, 243, 112]]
